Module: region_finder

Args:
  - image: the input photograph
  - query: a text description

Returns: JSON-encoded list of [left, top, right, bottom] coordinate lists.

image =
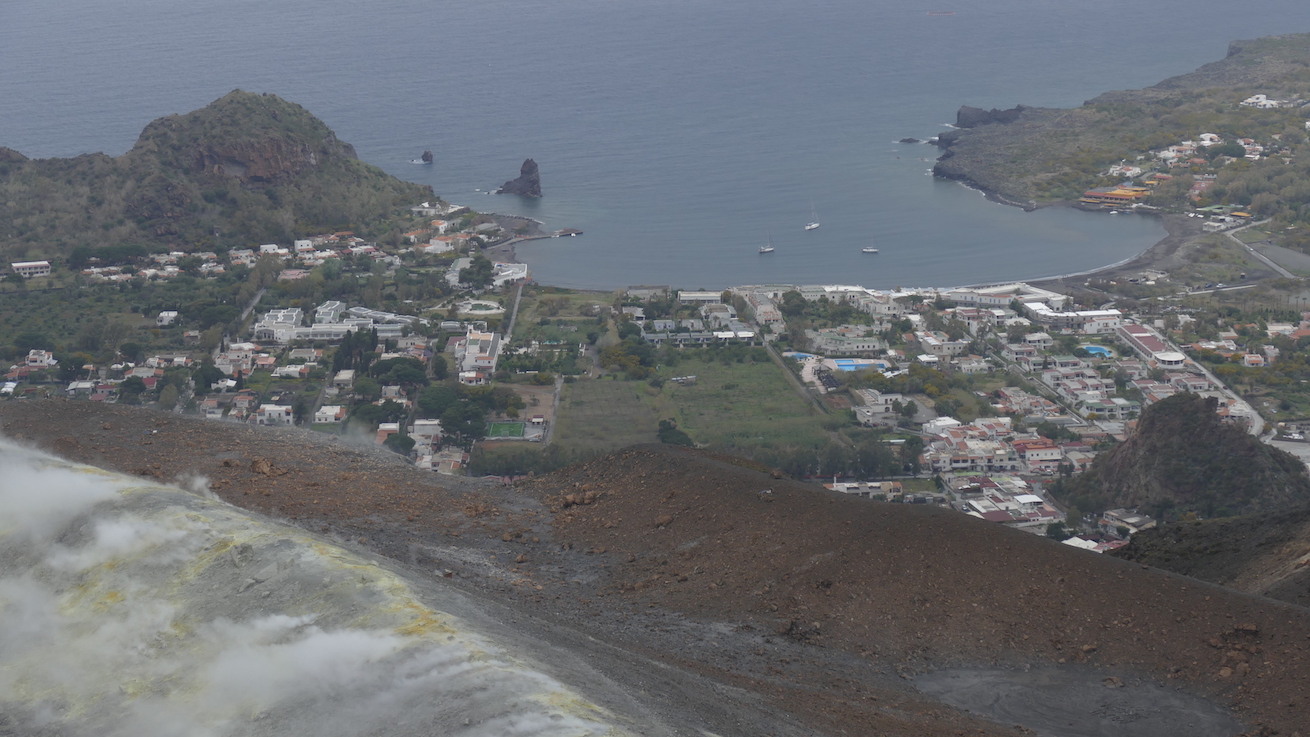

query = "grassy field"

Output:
[[487, 421, 526, 438], [651, 354, 831, 452], [550, 378, 661, 453]]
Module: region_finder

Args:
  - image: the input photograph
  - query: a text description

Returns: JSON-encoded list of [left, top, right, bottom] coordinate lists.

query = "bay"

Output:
[[1, 0, 1307, 289]]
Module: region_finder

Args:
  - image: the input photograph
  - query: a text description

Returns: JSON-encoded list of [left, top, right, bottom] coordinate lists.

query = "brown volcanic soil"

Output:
[[4, 401, 1310, 736]]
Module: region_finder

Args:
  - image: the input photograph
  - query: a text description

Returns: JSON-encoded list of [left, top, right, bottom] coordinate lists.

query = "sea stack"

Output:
[[496, 158, 542, 197], [421, 150, 433, 164]]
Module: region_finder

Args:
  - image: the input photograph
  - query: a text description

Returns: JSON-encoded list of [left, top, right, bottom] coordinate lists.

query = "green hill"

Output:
[[0, 91, 432, 261], [1056, 392, 1310, 520], [933, 33, 1310, 222]]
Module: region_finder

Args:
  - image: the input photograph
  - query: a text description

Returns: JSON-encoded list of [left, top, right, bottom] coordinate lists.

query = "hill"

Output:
[[1111, 504, 1310, 607], [0, 91, 431, 261], [2, 400, 1309, 735], [1056, 392, 1310, 519], [933, 33, 1310, 218]]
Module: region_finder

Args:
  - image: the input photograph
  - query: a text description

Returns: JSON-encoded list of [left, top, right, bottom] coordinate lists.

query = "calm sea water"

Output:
[[2, 0, 1308, 290]]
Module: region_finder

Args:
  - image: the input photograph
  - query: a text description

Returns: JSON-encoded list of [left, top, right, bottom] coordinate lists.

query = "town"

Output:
[[10, 190, 1310, 555]]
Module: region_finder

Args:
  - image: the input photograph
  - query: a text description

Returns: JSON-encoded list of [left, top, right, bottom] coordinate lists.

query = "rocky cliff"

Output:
[[0, 90, 432, 258], [496, 158, 542, 197], [1058, 393, 1310, 520]]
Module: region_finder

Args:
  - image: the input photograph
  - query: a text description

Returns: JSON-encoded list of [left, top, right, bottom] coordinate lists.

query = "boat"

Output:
[[804, 201, 820, 231], [862, 247, 878, 254], [759, 234, 775, 254]]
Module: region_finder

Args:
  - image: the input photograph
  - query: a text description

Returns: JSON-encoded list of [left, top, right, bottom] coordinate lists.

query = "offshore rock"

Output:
[[497, 158, 542, 197], [421, 149, 434, 163]]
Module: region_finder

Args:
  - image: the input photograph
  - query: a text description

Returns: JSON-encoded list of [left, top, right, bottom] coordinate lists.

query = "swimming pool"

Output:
[[1081, 345, 1112, 358], [833, 359, 879, 372]]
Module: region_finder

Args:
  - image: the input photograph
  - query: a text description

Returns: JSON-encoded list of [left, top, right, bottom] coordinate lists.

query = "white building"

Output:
[[255, 404, 294, 426], [10, 261, 51, 278], [156, 310, 179, 326]]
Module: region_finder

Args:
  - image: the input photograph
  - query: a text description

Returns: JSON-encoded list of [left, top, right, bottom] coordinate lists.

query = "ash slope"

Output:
[[0, 443, 629, 737], [4, 401, 1309, 736]]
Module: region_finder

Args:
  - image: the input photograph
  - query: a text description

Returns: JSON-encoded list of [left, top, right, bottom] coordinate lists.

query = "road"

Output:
[[503, 283, 525, 339], [1225, 218, 1294, 279]]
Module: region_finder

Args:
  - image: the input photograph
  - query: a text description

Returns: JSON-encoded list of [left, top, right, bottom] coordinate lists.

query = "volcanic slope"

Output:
[[1059, 392, 1310, 519], [1113, 505, 1310, 608], [4, 401, 1310, 735], [0, 90, 430, 260]]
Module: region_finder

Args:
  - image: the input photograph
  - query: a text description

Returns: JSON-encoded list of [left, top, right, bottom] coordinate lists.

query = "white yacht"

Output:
[[861, 246, 878, 254], [760, 234, 775, 254], [804, 201, 820, 231]]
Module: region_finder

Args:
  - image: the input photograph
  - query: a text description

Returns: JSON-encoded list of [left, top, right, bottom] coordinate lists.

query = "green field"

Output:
[[486, 421, 527, 438], [551, 379, 660, 452], [653, 355, 830, 451]]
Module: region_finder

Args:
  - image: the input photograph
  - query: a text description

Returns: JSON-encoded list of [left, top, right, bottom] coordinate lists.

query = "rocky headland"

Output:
[[930, 33, 1310, 209], [0, 91, 432, 259]]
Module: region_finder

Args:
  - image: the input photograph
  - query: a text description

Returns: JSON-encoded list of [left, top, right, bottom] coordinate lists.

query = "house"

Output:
[[25, 350, 58, 368], [255, 404, 294, 426], [333, 369, 356, 388], [156, 310, 179, 326], [314, 405, 346, 424]]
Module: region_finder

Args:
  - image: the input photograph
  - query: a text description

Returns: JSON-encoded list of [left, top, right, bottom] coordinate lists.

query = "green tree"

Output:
[[158, 384, 179, 409], [417, 384, 459, 417], [354, 376, 382, 402]]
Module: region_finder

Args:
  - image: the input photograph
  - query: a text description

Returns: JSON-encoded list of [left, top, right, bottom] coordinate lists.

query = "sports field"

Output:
[[486, 421, 527, 438]]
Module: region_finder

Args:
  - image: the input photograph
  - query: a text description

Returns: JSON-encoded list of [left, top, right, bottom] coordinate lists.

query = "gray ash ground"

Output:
[[4, 401, 1304, 736]]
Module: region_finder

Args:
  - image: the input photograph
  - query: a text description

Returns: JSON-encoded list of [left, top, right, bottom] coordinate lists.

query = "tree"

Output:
[[459, 255, 495, 289], [119, 376, 147, 404], [192, 363, 224, 394], [431, 354, 447, 381], [354, 376, 382, 402], [441, 402, 487, 446], [158, 384, 179, 409], [13, 331, 48, 352], [417, 384, 459, 417], [1045, 522, 1072, 541], [383, 432, 416, 455]]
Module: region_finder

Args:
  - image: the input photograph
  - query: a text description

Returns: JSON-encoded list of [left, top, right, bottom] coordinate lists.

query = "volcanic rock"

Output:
[[496, 158, 542, 197]]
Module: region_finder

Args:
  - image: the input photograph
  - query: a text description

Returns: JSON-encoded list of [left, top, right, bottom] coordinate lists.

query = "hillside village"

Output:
[[9, 197, 1308, 552]]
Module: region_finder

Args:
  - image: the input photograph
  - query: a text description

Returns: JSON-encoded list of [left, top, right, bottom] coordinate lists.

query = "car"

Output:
[[1215, 283, 1226, 288], [1204, 283, 1214, 288]]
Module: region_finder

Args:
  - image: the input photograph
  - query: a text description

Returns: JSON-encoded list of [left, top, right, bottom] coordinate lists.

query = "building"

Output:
[[10, 261, 51, 278], [255, 404, 294, 426], [156, 310, 179, 327], [314, 405, 346, 424], [457, 328, 502, 384]]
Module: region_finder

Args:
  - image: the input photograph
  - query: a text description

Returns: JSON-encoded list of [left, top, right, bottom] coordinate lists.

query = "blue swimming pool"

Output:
[[833, 359, 878, 372], [1081, 345, 1112, 357]]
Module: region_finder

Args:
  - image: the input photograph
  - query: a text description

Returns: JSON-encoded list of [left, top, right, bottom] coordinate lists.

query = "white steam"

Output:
[[0, 441, 625, 737]]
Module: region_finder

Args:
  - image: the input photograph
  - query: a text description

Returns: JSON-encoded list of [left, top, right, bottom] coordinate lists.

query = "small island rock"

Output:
[[899, 137, 921, 144], [421, 150, 433, 164], [496, 158, 542, 197]]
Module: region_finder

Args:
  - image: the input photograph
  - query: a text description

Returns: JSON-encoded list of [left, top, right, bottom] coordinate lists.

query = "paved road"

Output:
[[1225, 218, 1294, 279], [503, 283, 525, 339]]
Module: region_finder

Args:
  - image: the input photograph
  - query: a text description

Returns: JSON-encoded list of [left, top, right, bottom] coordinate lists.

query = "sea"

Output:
[[2, 0, 1308, 291]]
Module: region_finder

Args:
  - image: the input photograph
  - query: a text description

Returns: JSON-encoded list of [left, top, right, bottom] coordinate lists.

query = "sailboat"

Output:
[[804, 201, 820, 231], [861, 242, 878, 253], [759, 234, 775, 254]]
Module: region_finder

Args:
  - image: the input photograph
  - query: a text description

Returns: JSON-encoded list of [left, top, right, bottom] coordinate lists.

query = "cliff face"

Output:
[[496, 158, 542, 197], [1061, 393, 1310, 519], [0, 90, 431, 257]]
